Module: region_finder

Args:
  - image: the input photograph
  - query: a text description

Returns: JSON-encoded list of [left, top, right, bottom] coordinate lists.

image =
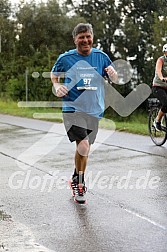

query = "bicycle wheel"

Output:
[[148, 107, 167, 146]]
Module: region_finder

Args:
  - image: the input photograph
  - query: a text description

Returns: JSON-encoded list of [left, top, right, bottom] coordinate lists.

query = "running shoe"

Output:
[[74, 183, 87, 204], [69, 176, 87, 204], [69, 176, 79, 197]]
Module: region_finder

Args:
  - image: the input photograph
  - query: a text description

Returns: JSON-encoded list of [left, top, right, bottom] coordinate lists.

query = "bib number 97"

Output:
[[83, 78, 91, 85]]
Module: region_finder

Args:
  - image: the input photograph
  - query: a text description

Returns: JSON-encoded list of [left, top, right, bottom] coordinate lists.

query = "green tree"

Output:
[[66, 0, 167, 87], [148, 14, 167, 61], [15, 0, 85, 57], [0, 0, 16, 96], [116, 0, 167, 85], [66, 0, 121, 59], [2, 0, 86, 101]]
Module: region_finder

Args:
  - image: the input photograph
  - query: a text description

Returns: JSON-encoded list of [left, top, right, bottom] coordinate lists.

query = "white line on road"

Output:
[[89, 191, 167, 231], [123, 207, 166, 231]]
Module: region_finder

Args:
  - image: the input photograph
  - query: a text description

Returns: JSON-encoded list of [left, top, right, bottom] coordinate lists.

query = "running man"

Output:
[[51, 23, 117, 203]]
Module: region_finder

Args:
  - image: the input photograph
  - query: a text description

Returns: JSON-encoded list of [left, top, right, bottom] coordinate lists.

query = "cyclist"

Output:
[[152, 43, 167, 131]]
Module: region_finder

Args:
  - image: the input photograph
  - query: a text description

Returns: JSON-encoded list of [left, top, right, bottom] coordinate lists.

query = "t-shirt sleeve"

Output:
[[105, 55, 115, 68], [51, 56, 64, 77]]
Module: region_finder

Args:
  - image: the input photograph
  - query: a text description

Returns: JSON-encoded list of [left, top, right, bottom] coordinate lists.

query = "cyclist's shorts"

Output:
[[63, 111, 99, 144], [152, 86, 167, 113]]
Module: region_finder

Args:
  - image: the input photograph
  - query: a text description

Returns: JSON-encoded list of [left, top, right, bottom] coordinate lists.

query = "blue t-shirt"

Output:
[[51, 48, 113, 118]]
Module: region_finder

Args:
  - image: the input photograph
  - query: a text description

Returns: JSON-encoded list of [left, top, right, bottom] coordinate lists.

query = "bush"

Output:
[[6, 77, 26, 101]]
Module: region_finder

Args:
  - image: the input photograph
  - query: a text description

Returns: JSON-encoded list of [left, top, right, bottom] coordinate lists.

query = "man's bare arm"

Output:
[[51, 72, 68, 97]]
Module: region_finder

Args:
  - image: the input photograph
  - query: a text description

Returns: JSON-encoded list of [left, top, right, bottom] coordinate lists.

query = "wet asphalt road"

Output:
[[0, 114, 167, 252]]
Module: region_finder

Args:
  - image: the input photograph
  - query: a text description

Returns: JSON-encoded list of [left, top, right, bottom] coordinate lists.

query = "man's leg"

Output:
[[75, 140, 90, 182], [69, 139, 90, 202]]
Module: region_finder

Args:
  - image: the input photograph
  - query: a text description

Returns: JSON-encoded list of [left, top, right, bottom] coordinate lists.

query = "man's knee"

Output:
[[77, 140, 90, 156]]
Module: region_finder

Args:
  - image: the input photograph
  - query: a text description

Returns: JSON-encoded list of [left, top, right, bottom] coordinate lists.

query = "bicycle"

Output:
[[148, 97, 167, 146]]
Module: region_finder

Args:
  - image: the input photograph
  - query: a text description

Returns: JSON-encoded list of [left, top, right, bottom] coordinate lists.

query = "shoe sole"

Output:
[[74, 198, 87, 204]]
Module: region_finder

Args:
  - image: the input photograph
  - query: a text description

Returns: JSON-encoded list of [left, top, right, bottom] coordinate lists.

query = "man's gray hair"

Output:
[[72, 23, 94, 38]]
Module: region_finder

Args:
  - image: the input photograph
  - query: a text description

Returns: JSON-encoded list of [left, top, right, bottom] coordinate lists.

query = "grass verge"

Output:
[[0, 100, 149, 135]]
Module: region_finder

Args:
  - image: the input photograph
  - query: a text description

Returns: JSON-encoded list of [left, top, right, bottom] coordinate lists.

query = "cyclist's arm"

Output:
[[155, 58, 167, 81]]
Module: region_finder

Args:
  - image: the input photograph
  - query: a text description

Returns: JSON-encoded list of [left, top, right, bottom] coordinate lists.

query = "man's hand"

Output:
[[51, 72, 68, 97], [54, 84, 68, 97], [105, 65, 118, 82]]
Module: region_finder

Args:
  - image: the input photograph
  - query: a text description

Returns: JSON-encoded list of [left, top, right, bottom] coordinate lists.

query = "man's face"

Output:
[[74, 31, 93, 56]]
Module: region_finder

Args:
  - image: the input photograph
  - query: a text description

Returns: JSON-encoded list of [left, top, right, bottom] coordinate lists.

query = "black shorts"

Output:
[[152, 86, 167, 113], [63, 112, 99, 144]]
